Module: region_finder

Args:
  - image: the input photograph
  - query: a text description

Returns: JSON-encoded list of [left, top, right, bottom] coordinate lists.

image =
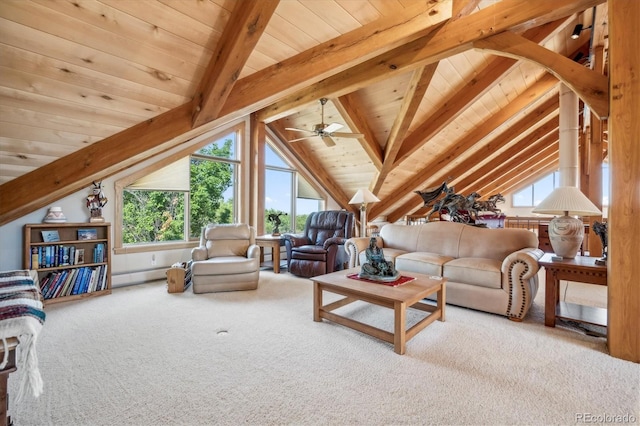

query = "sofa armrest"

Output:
[[191, 246, 208, 262], [501, 247, 544, 321], [345, 236, 380, 268]]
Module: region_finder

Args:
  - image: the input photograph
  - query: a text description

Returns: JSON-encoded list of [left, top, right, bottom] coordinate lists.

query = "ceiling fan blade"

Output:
[[321, 135, 336, 147], [322, 122, 343, 133], [331, 132, 364, 138], [285, 127, 315, 134], [289, 136, 318, 143]]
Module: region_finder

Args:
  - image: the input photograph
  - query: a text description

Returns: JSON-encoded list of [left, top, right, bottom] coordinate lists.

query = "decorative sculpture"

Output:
[[592, 221, 608, 265], [86, 181, 108, 223], [359, 237, 399, 282], [473, 193, 505, 214], [267, 211, 287, 236]]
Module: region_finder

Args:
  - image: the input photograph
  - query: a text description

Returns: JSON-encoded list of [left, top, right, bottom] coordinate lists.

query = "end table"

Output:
[[256, 234, 285, 273], [538, 253, 607, 329]]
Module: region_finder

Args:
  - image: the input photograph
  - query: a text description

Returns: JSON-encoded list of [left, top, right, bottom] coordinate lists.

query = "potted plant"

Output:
[[267, 211, 287, 236]]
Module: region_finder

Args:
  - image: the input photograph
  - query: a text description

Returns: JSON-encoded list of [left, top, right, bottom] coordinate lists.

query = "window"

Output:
[[513, 171, 560, 207], [117, 129, 239, 249], [513, 165, 610, 207], [265, 142, 323, 233]]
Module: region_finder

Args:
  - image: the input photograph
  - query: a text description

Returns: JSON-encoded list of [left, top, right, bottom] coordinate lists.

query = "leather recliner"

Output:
[[283, 210, 354, 278]]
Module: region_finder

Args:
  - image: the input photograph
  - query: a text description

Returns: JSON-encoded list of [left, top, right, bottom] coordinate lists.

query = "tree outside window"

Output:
[[121, 133, 238, 245]]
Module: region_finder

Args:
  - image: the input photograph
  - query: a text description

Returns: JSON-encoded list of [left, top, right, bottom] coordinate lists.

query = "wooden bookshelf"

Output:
[[23, 222, 111, 305]]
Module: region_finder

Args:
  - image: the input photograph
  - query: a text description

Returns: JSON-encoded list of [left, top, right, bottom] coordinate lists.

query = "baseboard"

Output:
[[112, 268, 167, 288]]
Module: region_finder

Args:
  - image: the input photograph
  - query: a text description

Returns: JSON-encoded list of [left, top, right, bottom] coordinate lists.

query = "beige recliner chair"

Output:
[[191, 223, 260, 293]]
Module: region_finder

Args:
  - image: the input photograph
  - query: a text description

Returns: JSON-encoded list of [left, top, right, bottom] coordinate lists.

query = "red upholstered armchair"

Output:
[[283, 210, 355, 278]]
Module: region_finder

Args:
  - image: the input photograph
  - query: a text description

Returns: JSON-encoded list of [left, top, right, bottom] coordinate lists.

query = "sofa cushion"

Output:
[[206, 239, 249, 257], [443, 258, 502, 289], [192, 256, 258, 275], [395, 252, 454, 276]]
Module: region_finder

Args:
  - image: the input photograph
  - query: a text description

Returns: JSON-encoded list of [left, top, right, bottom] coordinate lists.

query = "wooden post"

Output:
[[608, 0, 640, 363], [249, 113, 266, 235]]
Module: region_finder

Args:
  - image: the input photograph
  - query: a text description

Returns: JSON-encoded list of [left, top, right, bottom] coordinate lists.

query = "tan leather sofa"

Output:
[[345, 221, 544, 320], [191, 223, 260, 293]]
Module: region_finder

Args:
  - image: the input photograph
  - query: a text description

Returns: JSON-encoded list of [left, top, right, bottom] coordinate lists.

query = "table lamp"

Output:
[[349, 189, 380, 237], [532, 186, 602, 259]]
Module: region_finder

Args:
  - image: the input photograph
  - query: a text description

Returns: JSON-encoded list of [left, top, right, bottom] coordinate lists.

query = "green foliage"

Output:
[[122, 138, 235, 244], [295, 213, 309, 233], [122, 190, 185, 244]]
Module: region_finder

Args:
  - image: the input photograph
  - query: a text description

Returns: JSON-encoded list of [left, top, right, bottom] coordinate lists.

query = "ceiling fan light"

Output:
[[571, 23, 583, 39]]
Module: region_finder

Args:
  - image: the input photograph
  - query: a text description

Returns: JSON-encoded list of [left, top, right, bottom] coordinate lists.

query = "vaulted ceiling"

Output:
[[0, 0, 609, 226]]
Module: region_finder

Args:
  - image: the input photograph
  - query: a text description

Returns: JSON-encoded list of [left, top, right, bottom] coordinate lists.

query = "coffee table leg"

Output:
[[313, 282, 322, 322], [438, 282, 446, 321], [394, 301, 407, 355]]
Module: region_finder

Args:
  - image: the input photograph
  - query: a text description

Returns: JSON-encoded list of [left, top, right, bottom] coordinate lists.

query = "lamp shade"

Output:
[[349, 189, 380, 205], [531, 186, 601, 216]]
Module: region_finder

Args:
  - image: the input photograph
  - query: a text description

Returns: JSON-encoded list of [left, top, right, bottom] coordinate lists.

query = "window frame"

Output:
[[113, 123, 243, 254], [264, 139, 324, 233]]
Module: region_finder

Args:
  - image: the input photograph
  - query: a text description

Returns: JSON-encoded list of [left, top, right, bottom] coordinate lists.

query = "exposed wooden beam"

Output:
[[373, 63, 438, 193], [385, 97, 559, 223], [608, 0, 640, 362], [370, 75, 559, 220], [474, 31, 609, 118], [0, 103, 193, 225], [477, 134, 559, 197], [452, 0, 481, 19], [459, 119, 560, 196], [393, 19, 569, 165], [222, 0, 452, 121], [333, 94, 383, 170], [494, 155, 560, 197], [192, 0, 279, 127], [258, 0, 597, 123]]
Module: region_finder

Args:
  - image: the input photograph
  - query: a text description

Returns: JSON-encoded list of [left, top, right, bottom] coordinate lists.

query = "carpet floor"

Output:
[[8, 271, 639, 426]]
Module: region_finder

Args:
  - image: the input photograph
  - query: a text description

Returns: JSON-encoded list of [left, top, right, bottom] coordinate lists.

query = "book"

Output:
[[31, 247, 39, 269], [77, 228, 97, 240], [75, 248, 85, 265]]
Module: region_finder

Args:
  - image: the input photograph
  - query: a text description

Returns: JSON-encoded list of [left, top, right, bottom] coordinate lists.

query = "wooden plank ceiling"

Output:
[[0, 0, 609, 226]]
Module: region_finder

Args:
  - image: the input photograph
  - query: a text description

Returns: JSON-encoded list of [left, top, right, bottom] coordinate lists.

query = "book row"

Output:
[[40, 265, 108, 300], [31, 243, 107, 269]]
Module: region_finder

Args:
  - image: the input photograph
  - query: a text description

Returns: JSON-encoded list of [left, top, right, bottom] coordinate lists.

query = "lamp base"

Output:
[[548, 215, 584, 259]]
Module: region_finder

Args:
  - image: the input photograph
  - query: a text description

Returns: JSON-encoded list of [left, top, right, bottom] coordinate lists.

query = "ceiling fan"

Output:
[[285, 98, 364, 147]]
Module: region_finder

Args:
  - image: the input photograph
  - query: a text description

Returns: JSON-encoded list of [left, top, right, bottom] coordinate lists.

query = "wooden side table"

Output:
[[538, 253, 607, 328], [255, 235, 285, 273]]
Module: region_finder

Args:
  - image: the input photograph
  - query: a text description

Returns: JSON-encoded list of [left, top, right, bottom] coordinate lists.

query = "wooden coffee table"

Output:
[[312, 268, 446, 354]]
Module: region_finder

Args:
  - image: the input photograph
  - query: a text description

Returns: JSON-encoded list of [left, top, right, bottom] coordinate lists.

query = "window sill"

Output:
[[114, 241, 198, 255]]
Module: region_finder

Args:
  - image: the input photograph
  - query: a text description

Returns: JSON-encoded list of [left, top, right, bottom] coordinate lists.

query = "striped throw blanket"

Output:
[[0, 269, 46, 402]]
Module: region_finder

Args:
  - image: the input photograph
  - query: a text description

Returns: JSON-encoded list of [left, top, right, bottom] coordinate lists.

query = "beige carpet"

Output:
[[8, 271, 639, 426]]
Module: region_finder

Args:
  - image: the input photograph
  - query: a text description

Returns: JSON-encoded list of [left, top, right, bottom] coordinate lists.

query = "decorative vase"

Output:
[[548, 215, 584, 258], [43, 206, 67, 223]]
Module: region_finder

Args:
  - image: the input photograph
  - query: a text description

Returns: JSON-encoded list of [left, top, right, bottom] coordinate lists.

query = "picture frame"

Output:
[[77, 228, 98, 240], [75, 249, 85, 265], [41, 230, 60, 243]]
